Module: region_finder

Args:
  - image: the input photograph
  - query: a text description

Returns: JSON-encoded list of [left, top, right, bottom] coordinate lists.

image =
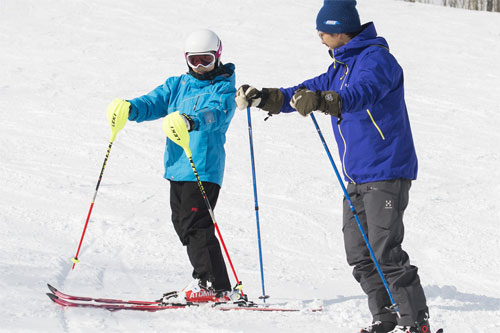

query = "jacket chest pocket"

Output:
[[175, 94, 205, 115]]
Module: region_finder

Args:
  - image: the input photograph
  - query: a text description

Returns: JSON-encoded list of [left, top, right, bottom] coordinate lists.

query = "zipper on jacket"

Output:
[[193, 96, 200, 111], [337, 123, 356, 184], [339, 63, 349, 90], [332, 56, 349, 91], [366, 109, 385, 140], [339, 62, 349, 81], [332, 56, 349, 90]]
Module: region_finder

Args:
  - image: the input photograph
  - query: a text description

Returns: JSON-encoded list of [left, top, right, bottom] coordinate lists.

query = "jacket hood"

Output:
[[331, 22, 389, 61]]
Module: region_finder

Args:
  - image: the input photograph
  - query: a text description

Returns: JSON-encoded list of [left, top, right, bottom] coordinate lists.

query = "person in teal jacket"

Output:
[[105, 29, 236, 301]]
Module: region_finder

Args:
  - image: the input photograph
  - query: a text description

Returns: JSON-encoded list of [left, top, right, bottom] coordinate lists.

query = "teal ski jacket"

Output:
[[128, 63, 236, 187]]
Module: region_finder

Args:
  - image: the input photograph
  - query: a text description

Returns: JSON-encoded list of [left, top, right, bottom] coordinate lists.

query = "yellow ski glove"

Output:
[[163, 111, 192, 157], [106, 98, 130, 142]]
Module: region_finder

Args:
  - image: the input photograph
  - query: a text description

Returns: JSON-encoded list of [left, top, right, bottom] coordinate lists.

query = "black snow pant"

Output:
[[342, 179, 428, 326], [169, 181, 231, 291]]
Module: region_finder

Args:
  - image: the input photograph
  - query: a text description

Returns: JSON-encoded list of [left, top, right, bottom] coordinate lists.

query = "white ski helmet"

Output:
[[184, 29, 222, 69]]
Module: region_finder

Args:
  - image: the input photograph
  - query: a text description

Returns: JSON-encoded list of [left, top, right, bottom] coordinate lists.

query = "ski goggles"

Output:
[[185, 52, 216, 69]]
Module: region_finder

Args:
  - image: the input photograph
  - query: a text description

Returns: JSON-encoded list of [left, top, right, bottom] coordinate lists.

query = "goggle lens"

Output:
[[186, 53, 216, 69]]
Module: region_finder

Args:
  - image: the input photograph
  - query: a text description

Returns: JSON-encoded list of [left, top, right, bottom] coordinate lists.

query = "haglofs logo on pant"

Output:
[[385, 200, 393, 209]]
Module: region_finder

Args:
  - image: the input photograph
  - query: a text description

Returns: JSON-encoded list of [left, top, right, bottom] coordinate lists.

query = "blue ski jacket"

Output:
[[128, 63, 236, 187], [280, 23, 418, 184]]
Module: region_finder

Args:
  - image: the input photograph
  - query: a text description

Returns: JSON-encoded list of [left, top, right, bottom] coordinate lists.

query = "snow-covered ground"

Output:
[[1, 0, 499, 332]]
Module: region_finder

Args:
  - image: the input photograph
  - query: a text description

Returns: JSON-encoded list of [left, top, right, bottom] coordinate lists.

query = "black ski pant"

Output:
[[169, 181, 231, 291], [342, 179, 428, 326]]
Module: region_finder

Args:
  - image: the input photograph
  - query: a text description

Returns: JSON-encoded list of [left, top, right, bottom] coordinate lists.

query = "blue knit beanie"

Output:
[[316, 0, 361, 34]]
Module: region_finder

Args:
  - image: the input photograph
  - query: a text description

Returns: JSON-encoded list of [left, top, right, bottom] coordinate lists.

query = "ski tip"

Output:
[[46, 293, 58, 302], [435, 329, 444, 333], [47, 283, 57, 293]]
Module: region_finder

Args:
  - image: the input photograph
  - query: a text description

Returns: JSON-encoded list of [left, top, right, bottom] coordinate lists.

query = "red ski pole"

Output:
[[71, 103, 126, 269], [71, 139, 114, 269], [163, 112, 244, 295]]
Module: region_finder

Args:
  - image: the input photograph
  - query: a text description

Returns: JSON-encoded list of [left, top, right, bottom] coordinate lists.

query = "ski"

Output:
[[47, 283, 160, 306], [47, 293, 186, 311], [47, 293, 319, 312], [46, 284, 321, 312]]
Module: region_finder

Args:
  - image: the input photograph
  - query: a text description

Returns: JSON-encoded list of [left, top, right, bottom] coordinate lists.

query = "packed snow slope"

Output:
[[1, 0, 499, 332]]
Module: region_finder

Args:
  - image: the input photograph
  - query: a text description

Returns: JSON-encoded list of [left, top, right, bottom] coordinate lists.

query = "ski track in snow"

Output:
[[1, 0, 500, 332]]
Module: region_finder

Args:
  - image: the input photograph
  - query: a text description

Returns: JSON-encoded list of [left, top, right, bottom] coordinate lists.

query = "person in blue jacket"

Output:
[[235, 1, 430, 332], [105, 29, 237, 303]]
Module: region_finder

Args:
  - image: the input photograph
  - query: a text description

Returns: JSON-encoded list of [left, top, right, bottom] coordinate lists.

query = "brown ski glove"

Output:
[[290, 88, 341, 117], [235, 85, 283, 114]]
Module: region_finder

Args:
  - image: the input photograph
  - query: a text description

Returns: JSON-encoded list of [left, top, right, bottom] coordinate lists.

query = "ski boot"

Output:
[[360, 320, 397, 332]]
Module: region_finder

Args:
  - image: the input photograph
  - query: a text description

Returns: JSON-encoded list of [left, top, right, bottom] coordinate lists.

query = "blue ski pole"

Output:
[[246, 107, 269, 302], [309, 113, 400, 317]]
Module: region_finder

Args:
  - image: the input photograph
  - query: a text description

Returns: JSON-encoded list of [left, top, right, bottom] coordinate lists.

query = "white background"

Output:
[[1, 0, 499, 332]]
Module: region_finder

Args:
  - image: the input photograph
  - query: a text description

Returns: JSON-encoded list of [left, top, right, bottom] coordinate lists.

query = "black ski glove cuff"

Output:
[[182, 114, 195, 132]]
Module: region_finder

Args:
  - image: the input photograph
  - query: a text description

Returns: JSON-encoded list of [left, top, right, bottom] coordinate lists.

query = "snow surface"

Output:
[[1, 0, 500, 332]]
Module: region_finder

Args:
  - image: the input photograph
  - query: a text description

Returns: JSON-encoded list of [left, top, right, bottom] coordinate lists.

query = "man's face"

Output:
[[318, 31, 346, 50]]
